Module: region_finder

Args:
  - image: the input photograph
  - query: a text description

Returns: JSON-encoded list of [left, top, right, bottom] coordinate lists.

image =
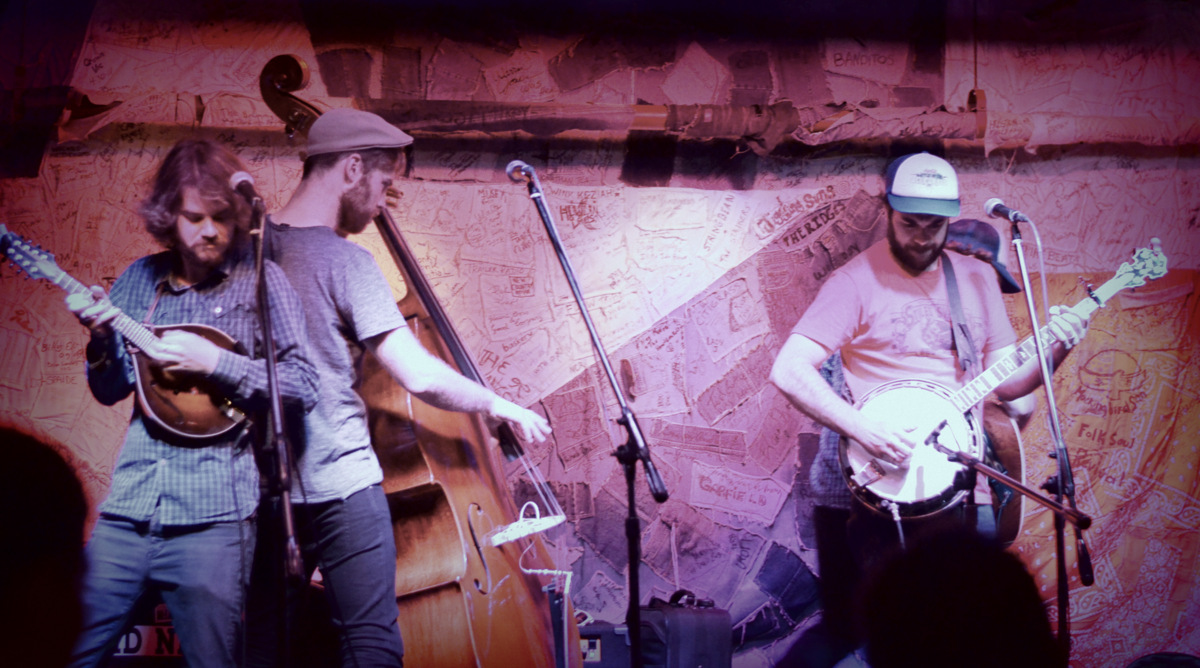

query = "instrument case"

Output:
[[580, 590, 732, 668]]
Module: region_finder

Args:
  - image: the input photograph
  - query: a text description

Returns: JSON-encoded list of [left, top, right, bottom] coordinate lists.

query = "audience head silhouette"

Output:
[[861, 525, 1063, 668], [0, 425, 89, 668]]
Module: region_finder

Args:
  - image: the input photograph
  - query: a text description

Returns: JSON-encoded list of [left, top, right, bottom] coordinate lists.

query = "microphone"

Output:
[[506, 160, 534, 183], [984, 198, 1030, 223], [1077, 536, 1095, 586], [230, 171, 261, 203]]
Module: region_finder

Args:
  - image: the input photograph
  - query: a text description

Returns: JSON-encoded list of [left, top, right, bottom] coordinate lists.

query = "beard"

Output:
[[176, 229, 235, 274], [336, 177, 377, 236], [887, 222, 945, 275]]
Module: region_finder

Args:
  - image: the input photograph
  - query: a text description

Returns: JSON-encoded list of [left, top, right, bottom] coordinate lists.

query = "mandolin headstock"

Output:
[[1, 224, 67, 286]]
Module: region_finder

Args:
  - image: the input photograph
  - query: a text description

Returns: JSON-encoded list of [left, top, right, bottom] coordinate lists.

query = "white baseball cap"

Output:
[[886, 152, 961, 217]]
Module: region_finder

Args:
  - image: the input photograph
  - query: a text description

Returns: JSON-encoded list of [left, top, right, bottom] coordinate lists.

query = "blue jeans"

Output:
[[70, 515, 254, 668], [248, 484, 403, 667]]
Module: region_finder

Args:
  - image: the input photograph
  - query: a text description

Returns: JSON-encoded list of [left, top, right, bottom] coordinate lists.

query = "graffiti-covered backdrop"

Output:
[[1, 1, 1198, 665]]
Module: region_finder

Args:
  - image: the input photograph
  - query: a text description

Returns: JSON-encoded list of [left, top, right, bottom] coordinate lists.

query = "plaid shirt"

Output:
[[809, 352, 855, 509], [85, 243, 317, 526]]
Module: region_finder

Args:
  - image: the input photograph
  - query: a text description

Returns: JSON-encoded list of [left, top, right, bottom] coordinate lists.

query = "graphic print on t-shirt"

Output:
[[887, 297, 985, 364]]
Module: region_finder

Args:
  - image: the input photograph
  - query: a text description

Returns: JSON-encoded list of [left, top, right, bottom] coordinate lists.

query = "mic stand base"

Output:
[[616, 441, 645, 668]]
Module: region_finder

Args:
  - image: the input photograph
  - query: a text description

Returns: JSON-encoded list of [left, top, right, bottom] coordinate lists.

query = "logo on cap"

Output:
[[886, 152, 960, 217]]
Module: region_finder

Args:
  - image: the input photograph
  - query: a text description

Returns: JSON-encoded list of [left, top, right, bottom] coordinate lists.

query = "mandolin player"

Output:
[[768, 152, 1089, 668], [65, 139, 318, 668]]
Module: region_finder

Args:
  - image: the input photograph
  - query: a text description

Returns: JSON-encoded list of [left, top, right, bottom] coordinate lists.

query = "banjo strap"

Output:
[[942, 252, 984, 497], [940, 252, 979, 377]]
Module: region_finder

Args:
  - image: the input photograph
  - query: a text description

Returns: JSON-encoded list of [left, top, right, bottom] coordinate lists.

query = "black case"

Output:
[[641, 590, 732, 668], [580, 590, 732, 668]]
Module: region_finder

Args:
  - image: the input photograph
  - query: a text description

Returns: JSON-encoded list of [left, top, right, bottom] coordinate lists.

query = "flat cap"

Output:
[[306, 108, 413, 158]]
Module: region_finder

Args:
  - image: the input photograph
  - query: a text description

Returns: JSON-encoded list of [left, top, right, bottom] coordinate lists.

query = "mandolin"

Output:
[[1, 224, 247, 440]]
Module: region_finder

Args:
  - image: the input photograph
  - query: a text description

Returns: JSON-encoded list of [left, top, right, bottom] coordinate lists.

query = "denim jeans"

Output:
[[70, 515, 254, 668], [248, 484, 403, 668]]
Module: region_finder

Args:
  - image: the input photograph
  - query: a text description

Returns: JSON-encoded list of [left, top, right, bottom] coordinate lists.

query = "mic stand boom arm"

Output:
[[512, 162, 668, 668], [926, 421, 1091, 529]]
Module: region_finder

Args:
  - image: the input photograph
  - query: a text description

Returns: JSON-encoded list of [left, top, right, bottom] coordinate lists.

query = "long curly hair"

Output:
[[139, 139, 252, 248]]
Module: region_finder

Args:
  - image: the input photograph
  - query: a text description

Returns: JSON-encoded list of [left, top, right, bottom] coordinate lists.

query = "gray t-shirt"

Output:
[[267, 221, 407, 503]]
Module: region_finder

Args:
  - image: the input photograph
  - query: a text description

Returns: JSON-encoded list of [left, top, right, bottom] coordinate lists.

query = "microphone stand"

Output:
[[1007, 218, 1094, 657], [925, 422, 1092, 530], [248, 196, 305, 665], [511, 162, 669, 668]]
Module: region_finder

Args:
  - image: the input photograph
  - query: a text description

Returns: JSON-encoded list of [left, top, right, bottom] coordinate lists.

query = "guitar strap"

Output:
[[143, 282, 166, 326], [941, 252, 986, 505], [940, 252, 979, 377], [125, 282, 168, 359], [110, 284, 164, 423]]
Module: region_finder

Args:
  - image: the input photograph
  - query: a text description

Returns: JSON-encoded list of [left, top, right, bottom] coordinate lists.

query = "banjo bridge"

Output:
[[851, 460, 887, 488]]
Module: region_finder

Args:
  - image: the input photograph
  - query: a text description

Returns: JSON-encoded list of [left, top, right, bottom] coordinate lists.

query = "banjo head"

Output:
[[840, 378, 983, 518]]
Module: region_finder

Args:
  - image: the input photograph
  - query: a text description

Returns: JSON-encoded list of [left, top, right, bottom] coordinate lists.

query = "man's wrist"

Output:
[[487, 394, 504, 419]]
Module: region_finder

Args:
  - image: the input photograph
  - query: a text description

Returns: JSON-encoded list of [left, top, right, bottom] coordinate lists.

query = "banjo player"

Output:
[[768, 151, 1089, 668]]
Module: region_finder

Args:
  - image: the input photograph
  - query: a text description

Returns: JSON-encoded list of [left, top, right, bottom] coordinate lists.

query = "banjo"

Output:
[[840, 239, 1167, 518], [2, 224, 248, 440]]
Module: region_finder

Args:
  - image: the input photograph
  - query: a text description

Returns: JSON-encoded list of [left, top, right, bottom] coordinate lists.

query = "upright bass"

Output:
[[260, 54, 579, 668]]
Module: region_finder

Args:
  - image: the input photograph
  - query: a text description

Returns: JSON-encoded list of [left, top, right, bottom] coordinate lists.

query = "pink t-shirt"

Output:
[[794, 239, 1017, 403]]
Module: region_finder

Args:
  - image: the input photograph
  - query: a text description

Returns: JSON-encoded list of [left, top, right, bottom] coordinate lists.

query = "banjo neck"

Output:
[[953, 256, 1156, 412], [954, 311, 1080, 412]]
